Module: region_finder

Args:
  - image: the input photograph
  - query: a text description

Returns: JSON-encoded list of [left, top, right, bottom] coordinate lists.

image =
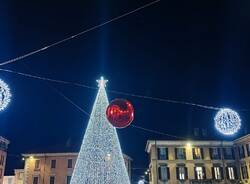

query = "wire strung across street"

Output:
[[130, 125, 187, 140], [38, 87, 187, 140], [0, 68, 223, 111], [0, 0, 240, 111], [0, 0, 186, 142], [2, 66, 190, 140], [0, 0, 161, 67]]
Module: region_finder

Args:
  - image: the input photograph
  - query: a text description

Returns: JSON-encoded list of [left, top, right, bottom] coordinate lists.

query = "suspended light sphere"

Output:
[[0, 79, 11, 111], [106, 99, 134, 128], [214, 108, 241, 135]]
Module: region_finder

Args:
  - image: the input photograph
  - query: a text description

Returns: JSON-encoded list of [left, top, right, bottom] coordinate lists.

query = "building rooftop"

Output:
[[145, 140, 234, 153], [145, 134, 250, 153], [234, 134, 250, 143], [22, 152, 133, 161]]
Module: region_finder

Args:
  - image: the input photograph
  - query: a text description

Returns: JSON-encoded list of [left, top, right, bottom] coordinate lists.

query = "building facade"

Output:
[[146, 135, 250, 184], [0, 137, 10, 184], [14, 169, 24, 184], [20, 152, 132, 184], [3, 176, 15, 184], [234, 135, 250, 184]]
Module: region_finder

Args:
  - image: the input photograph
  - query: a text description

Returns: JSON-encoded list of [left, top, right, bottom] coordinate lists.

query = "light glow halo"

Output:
[[214, 108, 241, 135], [0, 79, 11, 111]]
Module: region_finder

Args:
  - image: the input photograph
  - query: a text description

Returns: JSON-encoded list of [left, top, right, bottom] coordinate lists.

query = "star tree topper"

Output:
[[97, 76, 108, 88]]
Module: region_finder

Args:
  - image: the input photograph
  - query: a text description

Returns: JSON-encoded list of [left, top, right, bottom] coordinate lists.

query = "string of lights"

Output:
[[108, 89, 221, 110], [51, 86, 91, 117], [0, 68, 97, 89], [3, 64, 92, 116], [130, 125, 187, 140], [0, 0, 161, 66], [0, 68, 244, 136], [0, 68, 223, 111], [35, 85, 189, 140]]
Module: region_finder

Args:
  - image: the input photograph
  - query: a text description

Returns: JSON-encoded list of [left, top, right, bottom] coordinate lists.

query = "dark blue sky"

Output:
[[1, 0, 250, 182]]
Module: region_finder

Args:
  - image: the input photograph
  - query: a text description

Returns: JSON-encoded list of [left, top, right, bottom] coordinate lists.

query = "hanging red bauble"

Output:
[[106, 99, 134, 128]]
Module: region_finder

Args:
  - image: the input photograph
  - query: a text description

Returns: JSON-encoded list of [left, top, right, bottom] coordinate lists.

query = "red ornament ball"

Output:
[[106, 99, 134, 128]]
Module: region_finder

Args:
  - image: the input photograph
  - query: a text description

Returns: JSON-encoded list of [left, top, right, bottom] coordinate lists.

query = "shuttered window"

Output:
[[51, 160, 56, 169], [195, 166, 206, 180], [212, 167, 223, 180], [33, 177, 39, 184], [50, 176, 55, 184], [193, 148, 203, 159], [175, 148, 186, 160], [241, 165, 248, 179], [176, 167, 188, 180], [157, 147, 168, 160], [227, 167, 237, 180], [158, 165, 170, 181]]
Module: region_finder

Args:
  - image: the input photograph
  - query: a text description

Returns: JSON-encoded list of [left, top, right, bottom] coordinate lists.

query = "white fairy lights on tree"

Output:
[[70, 77, 130, 184], [214, 108, 241, 135], [0, 79, 11, 111]]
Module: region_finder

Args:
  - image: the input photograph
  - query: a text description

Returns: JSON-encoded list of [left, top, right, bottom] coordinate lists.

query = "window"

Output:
[[201, 128, 208, 137], [0, 155, 4, 165], [67, 176, 71, 184], [51, 160, 56, 169], [241, 165, 248, 179], [210, 148, 221, 160], [158, 165, 170, 181], [227, 167, 236, 180], [68, 159, 73, 168], [195, 167, 206, 180], [18, 173, 23, 180], [33, 176, 39, 184], [213, 167, 223, 180], [223, 148, 234, 160], [0, 168, 2, 179], [193, 148, 203, 159], [175, 148, 186, 160], [238, 146, 245, 159], [157, 147, 168, 160], [176, 167, 187, 180], [194, 128, 200, 136], [7, 177, 13, 184], [34, 160, 40, 170], [247, 144, 250, 157], [49, 176, 55, 184]]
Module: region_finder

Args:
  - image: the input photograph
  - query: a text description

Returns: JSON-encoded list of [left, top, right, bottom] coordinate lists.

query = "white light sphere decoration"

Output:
[[0, 79, 11, 111], [214, 108, 241, 135]]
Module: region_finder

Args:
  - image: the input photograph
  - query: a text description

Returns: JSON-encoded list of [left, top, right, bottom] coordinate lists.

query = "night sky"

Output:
[[1, 0, 250, 182]]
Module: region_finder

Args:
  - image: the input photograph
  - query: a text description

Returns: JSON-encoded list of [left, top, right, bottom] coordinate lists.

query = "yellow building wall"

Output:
[[24, 155, 76, 184], [148, 143, 233, 184]]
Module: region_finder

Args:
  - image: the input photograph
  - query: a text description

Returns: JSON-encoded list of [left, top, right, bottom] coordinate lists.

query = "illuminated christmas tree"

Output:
[[70, 77, 130, 184]]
